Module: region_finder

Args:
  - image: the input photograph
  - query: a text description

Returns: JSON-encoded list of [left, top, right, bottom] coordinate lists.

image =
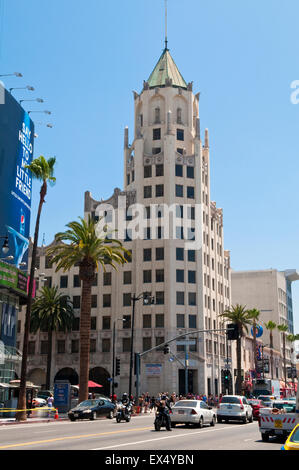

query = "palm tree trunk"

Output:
[[46, 330, 53, 390], [16, 181, 47, 421], [283, 334, 287, 389], [270, 331, 273, 380], [79, 277, 92, 403], [253, 320, 257, 376]]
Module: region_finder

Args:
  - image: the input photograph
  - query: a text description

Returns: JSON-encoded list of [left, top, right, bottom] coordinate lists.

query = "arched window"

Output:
[[177, 107, 182, 124], [154, 107, 161, 123]]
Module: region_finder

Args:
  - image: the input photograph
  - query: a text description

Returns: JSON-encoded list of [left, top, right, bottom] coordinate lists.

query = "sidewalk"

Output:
[[0, 412, 69, 425]]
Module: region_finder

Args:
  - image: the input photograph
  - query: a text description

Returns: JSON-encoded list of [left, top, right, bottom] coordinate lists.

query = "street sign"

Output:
[[176, 340, 196, 345]]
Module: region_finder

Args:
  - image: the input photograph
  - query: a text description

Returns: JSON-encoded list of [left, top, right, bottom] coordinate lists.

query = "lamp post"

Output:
[[28, 110, 51, 115], [9, 86, 34, 94], [19, 98, 44, 105], [128, 292, 154, 401], [112, 318, 125, 400], [0, 72, 22, 78], [0, 235, 9, 255]]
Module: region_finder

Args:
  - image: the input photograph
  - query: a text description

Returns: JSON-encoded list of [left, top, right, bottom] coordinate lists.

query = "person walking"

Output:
[[47, 393, 54, 417]]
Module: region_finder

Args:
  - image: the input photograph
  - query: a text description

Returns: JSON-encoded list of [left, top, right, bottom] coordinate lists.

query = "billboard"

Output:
[[0, 303, 17, 348], [0, 85, 34, 268]]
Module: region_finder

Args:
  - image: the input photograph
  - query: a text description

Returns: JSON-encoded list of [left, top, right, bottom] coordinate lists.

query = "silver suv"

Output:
[[217, 395, 253, 424]]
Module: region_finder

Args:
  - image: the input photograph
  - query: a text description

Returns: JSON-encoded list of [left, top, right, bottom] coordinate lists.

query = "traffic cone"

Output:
[[54, 408, 59, 420]]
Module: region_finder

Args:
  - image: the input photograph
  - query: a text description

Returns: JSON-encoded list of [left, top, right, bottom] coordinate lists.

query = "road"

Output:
[[0, 414, 285, 451]]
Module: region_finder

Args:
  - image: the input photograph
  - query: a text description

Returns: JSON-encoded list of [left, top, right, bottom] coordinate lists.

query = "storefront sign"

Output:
[[145, 364, 162, 376]]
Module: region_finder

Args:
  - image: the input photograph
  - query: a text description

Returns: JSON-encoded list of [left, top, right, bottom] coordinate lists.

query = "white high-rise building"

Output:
[[17, 43, 232, 397]]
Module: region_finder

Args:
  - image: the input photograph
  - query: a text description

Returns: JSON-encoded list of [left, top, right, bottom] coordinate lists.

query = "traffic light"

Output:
[[224, 369, 230, 388], [115, 357, 120, 376], [226, 323, 239, 340], [163, 345, 170, 354]]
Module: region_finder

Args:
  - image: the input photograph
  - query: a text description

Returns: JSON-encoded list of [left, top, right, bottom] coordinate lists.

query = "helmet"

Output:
[[122, 393, 128, 398], [162, 395, 167, 400]]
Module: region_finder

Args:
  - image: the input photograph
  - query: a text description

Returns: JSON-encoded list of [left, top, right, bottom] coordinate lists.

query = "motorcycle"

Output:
[[116, 402, 132, 423], [154, 410, 171, 431]]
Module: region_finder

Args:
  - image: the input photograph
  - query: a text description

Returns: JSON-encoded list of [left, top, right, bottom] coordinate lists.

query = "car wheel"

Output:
[[116, 415, 121, 423], [198, 416, 203, 428], [155, 422, 161, 431], [248, 413, 253, 423], [261, 433, 269, 442], [243, 414, 248, 424], [210, 415, 216, 427], [108, 410, 114, 419], [69, 417, 76, 422], [90, 411, 96, 421]]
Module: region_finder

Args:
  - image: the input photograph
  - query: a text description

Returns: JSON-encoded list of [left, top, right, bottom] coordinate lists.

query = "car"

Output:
[[37, 390, 53, 400], [32, 397, 47, 407], [170, 400, 216, 428], [217, 395, 253, 424], [247, 399, 266, 419], [68, 398, 116, 421], [281, 423, 299, 450], [256, 396, 275, 407], [271, 400, 296, 414]]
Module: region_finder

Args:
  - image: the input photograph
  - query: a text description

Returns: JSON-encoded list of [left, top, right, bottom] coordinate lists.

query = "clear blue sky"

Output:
[[1, 0, 299, 333]]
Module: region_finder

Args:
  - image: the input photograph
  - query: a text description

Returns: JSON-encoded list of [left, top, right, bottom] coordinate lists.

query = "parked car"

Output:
[[37, 390, 53, 400], [68, 398, 115, 421], [281, 423, 299, 450], [247, 399, 266, 419], [217, 395, 253, 424], [170, 400, 216, 428], [32, 397, 47, 407]]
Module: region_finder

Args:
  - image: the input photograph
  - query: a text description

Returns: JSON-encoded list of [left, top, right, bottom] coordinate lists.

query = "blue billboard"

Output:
[[0, 85, 34, 268], [0, 303, 17, 348]]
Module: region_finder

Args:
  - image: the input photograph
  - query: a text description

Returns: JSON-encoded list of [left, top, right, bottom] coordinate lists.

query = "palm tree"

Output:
[[286, 333, 299, 391], [16, 156, 56, 421], [30, 286, 74, 389], [47, 216, 128, 403], [219, 304, 252, 395], [264, 321, 276, 379], [247, 309, 261, 377], [277, 324, 289, 389]]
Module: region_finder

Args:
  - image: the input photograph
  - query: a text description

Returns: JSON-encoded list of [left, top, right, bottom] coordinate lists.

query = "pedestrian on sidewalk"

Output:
[[47, 394, 54, 418]]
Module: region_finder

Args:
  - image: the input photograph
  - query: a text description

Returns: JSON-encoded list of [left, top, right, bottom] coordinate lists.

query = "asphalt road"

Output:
[[0, 413, 286, 451]]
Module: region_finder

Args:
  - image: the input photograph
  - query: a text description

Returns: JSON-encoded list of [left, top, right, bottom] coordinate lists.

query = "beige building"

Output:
[[231, 269, 298, 394], [17, 44, 232, 397]]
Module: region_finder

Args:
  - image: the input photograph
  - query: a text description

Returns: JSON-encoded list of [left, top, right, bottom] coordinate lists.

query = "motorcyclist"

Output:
[[156, 394, 172, 431], [120, 393, 131, 419]]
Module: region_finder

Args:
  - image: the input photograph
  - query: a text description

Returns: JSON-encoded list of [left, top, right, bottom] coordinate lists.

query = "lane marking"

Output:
[[92, 423, 256, 450]]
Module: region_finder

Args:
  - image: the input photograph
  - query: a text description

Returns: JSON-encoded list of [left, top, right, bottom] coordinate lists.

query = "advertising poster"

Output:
[[0, 85, 34, 268], [0, 303, 16, 348]]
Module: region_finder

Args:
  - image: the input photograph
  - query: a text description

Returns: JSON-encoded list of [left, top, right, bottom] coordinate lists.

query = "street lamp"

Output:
[[35, 122, 53, 128], [0, 235, 9, 255], [129, 292, 154, 401], [111, 318, 126, 400], [9, 86, 34, 94], [28, 110, 51, 115], [19, 98, 44, 105], [0, 72, 22, 78]]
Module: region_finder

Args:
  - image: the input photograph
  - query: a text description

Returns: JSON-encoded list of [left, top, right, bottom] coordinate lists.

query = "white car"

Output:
[[170, 400, 216, 428], [217, 395, 253, 424]]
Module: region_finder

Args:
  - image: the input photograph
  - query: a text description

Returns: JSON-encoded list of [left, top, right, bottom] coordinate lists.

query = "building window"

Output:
[[144, 166, 152, 178], [92, 273, 98, 286], [73, 296, 81, 309], [144, 186, 152, 198], [176, 247, 184, 261], [123, 315, 131, 329], [189, 315, 197, 329], [123, 271, 132, 284], [177, 108, 182, 124], [72, 317, 80, 331], [154, 107, 161, 123], [188, 292, 196, 306], [176, 314, 185, 328], [145, 206, 151, 219], [155, 337, 165, 349], [60, 276, 68, 288], [153, 128, 161, 140], [102, 338, 110, 353], [175, 165, 183, 177], [188, 250, 195, 262], [40, 341, 48, 355], [175, 184, 183, 197], [156, 247, 164, 260], [177, 148, 184, 154], [177, 129, 184, 141], [187, 166, 194, 178], [143, 270, 152, 283], [144, 227, 151, 240], [156, 164, 164, 176], [143, 248, 152, 261], [45, 256, 53, 269], [152, 147, 161, 155], [127, 174, 130, 185], [44, 276, 52, 288], [91, 317, 97, 330], [188, 271, 196, 283], [157, 226, 163, 239], [176, 226, 184, 240], [103, 294, 111, 308], [155, 291, 164, 305], [156, 269, 164, 283], [103, 272, 111, 286], [155, 314, 164, 328], [71, 340, 79, 353], [187, 186, 195, 199], [57, 340, 65, 354], [123, 338, 131, 352], [156, 184, 164, 197], [143, 314, 152, 329], [176, 292, 185, 305], [102, 316, 111, 330], [188, 206, 195, 220], [143, 337, 152, 352], [176, 269, 184, 283], [90, 339, 97, 353], [123, 293, 132, 307], [28, 341, 35, 355], [73, 275, 81, 288], [176, 205, 184, 218], [91, 295, 97, 309]]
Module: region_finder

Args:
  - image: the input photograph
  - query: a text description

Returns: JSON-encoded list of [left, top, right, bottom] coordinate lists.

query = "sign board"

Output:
[[176, 340, 196, 346], [145, 364, 162, 376], [0, 260, 28, 297], [54, 381, 71, 413], [0, 303, 16, 347]]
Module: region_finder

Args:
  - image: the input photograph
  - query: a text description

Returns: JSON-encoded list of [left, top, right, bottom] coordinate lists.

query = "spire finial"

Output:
[[165, 0, 168, 50]]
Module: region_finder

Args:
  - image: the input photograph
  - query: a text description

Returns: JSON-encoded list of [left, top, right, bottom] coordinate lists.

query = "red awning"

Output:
[[77, 381, 103, 388]]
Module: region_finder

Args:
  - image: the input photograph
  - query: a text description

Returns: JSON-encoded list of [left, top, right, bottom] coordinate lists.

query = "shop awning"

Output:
[[77, 381, 103, 389]]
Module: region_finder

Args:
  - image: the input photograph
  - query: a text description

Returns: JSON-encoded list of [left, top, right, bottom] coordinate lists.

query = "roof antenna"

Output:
[[165, 0, 168, 50]]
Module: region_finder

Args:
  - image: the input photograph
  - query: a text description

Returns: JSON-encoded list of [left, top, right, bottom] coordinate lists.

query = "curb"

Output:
[[0, 413, 150, 425]]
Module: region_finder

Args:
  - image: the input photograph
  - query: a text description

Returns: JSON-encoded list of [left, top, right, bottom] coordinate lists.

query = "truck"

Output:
[[252, 378, 280, 399], [258, 386, 299, 442]]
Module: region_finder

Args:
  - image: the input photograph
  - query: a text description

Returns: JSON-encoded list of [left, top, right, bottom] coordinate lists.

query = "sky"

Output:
[[1, 0, 299, 334]]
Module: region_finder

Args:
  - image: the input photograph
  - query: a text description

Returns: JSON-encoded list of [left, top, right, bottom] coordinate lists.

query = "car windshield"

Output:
[[77, 400, 100, 408], [249, 400, 260, 405], [273, 403, 296, 412], [174, 401, 198, 408], [290, 427, 299, 443], [221, 397, 241, 404]]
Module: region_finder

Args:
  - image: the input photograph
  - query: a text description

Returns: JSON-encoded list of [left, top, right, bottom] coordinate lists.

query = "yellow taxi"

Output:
[[281, 423, 299, 450]]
